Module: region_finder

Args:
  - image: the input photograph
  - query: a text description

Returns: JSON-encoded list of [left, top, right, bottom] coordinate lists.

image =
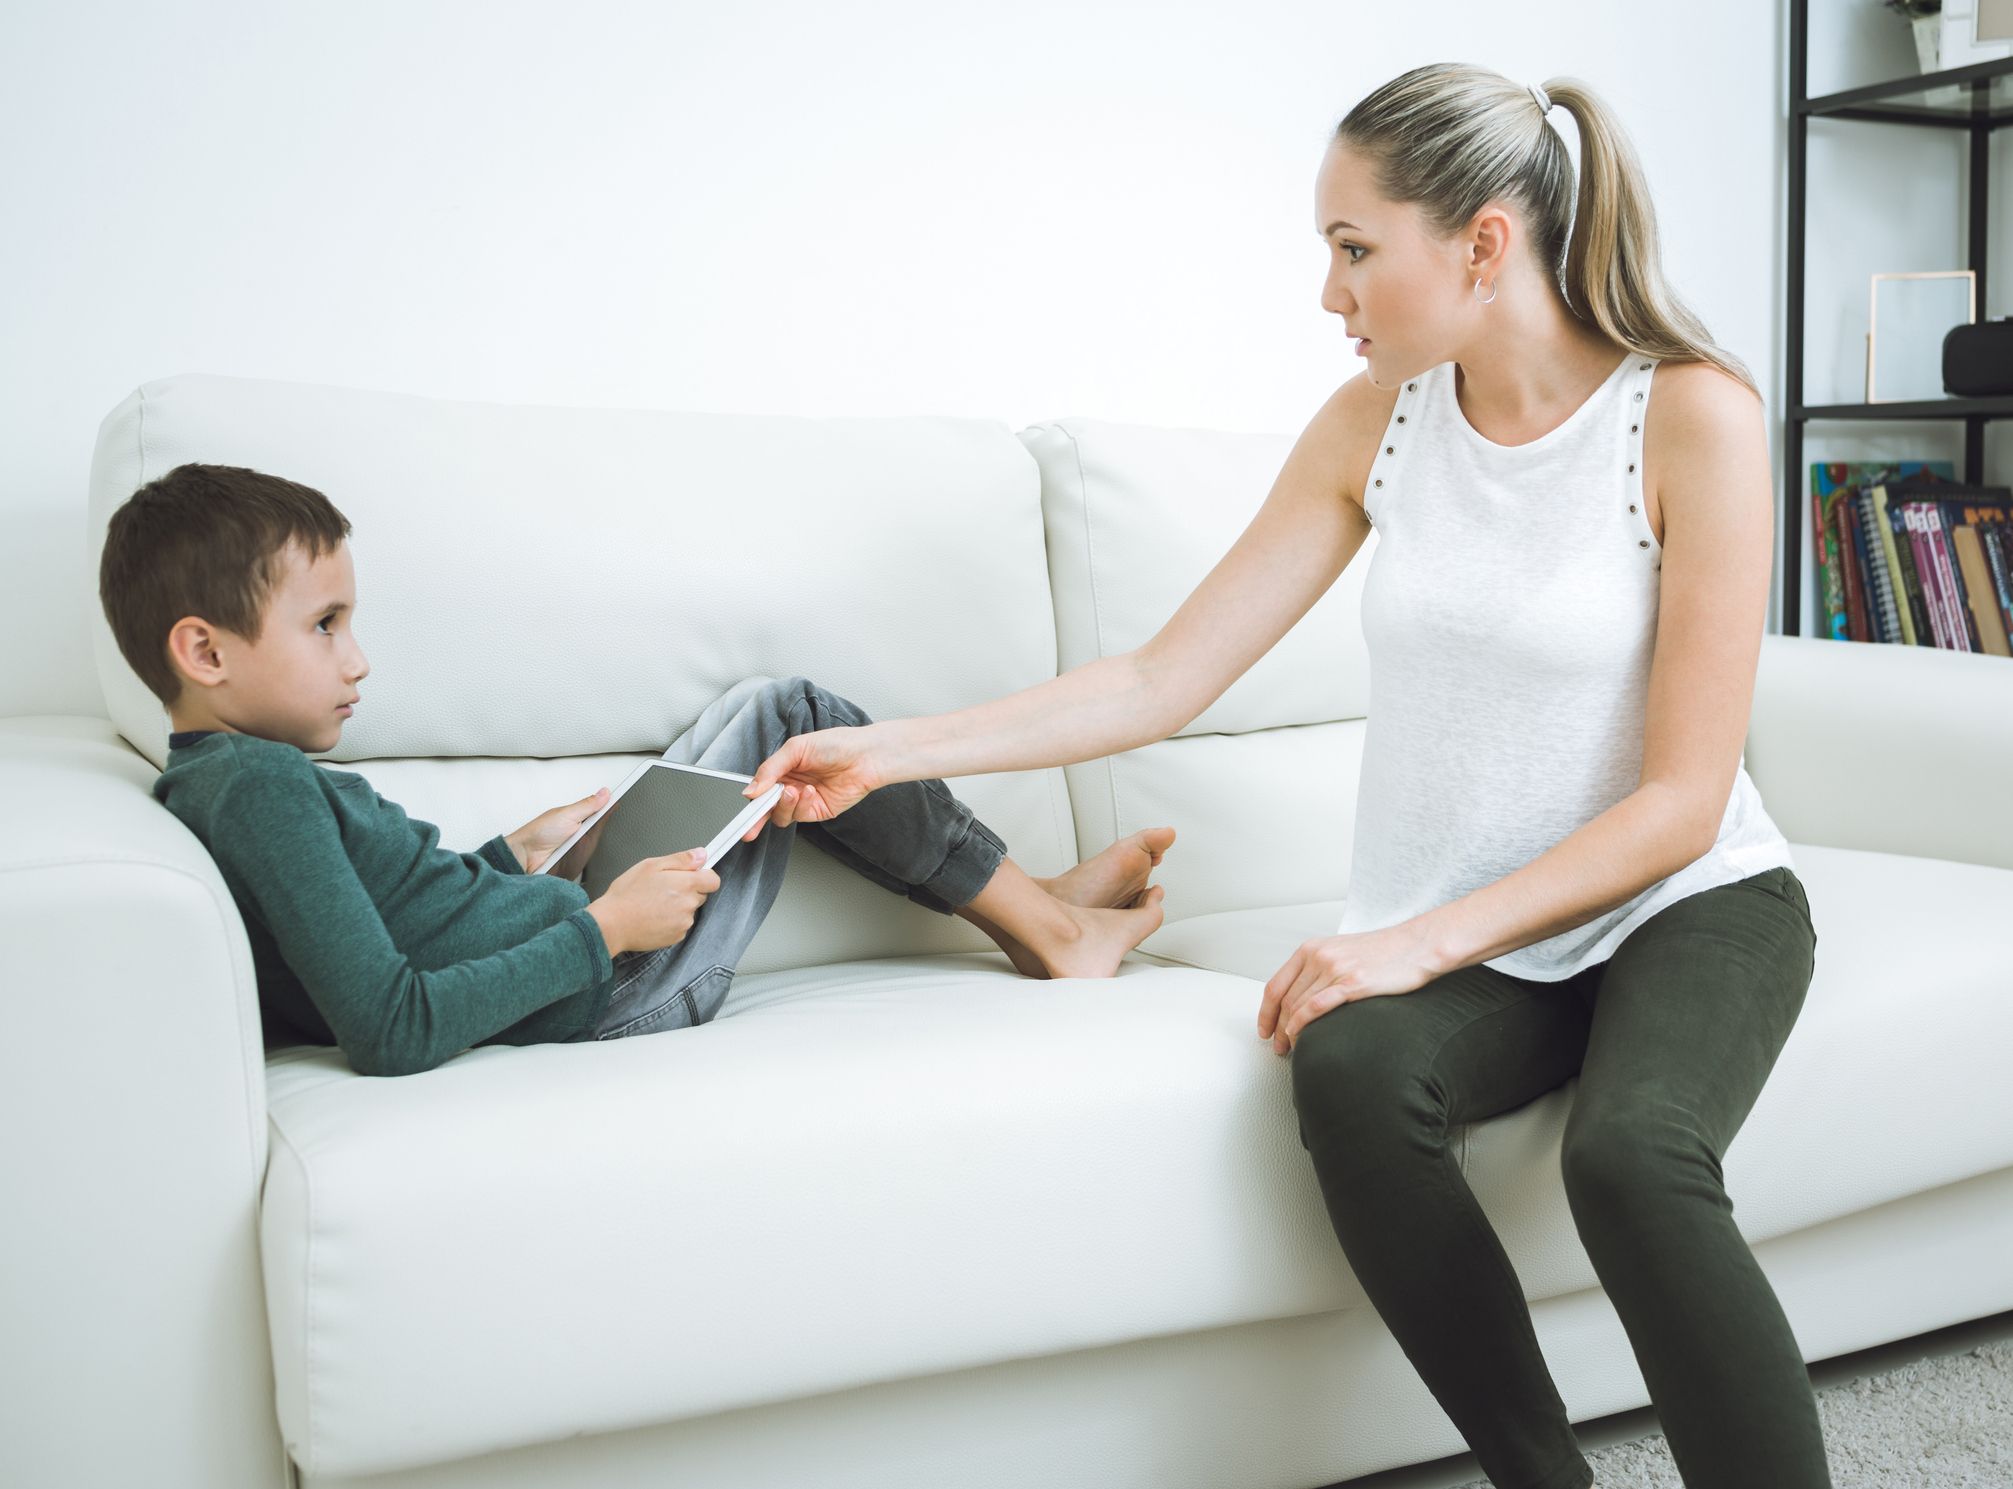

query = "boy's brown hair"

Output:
[[99, 463, 353, 708]]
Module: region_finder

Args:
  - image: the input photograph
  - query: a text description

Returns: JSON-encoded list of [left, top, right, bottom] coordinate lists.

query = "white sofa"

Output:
[[4, 372, 2011, 1489]]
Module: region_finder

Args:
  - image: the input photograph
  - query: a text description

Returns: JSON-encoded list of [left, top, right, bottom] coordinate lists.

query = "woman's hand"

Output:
[[1258, 922, 1441, 1055], [742, 724, 884, 830], [508, 787, 611, 875]]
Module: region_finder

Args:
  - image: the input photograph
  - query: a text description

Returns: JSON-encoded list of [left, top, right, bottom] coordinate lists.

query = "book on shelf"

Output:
[[1808, 462, 2013, 657]]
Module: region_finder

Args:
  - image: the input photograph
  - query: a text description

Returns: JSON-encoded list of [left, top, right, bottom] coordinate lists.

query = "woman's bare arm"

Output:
[[870, 377, 1382, 785]]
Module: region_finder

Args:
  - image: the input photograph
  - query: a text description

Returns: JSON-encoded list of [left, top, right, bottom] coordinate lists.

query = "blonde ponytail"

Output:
[[1336, 63, 1758, 398]]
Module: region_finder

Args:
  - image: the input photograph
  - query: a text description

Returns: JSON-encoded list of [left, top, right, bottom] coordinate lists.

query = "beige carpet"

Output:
[[1442, 1338, 2013, 1487]]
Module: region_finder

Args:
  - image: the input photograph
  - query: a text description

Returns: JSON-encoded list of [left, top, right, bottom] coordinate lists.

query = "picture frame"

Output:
[[1866, 269, 1976, 404], [1945, 0, 2013, 62]]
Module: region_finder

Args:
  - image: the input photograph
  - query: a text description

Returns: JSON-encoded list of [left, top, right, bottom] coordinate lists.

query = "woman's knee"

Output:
[[1560, 1103, 1725, 1218], [1289, 1002, 1441, 1155]]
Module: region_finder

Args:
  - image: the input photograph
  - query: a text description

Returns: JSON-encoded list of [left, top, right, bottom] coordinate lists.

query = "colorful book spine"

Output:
[[1924, 505, 1980, 652], [1885, 494, 1933, 646], [1869, 485, 1914, 645], [1813, 477, 1847, 639], [1836, 497, 1864, 639], [1905, 505, 1948, 647], [1983, 524, 2013, 636], [1950, 522, 2010, 655], [1980, 523, 2013, 639], [1854, 493, 1900, 643]]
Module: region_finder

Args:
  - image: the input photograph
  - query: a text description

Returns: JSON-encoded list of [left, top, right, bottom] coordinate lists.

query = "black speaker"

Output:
[[1942, 317, 2013, 397]]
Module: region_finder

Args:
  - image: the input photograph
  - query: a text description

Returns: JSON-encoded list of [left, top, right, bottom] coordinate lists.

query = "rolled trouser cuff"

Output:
[[908, 812, 1008, 914]]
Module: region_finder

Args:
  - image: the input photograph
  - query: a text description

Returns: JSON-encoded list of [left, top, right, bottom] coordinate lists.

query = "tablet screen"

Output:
[[546, 764, 759, 897]]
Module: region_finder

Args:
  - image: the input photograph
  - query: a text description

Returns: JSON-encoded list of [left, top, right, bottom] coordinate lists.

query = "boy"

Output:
[[104, 463, 1174, 1077]]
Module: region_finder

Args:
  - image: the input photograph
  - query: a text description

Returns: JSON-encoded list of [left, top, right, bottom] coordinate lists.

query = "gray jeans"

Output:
[[590, 675, 1008, 1040]]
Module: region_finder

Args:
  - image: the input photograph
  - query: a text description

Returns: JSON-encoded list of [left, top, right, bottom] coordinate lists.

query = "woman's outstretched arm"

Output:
[[747, 375, 1384, 823]]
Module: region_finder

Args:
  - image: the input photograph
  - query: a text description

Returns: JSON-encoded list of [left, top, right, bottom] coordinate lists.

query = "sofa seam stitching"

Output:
[[1061, 423, 1122, 845], [1024, 430, 1077, 872], [269, 1119, 318, 1471]]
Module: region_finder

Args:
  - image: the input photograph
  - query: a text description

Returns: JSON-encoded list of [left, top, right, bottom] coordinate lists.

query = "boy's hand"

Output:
[[587, 849, 721, 955], [508, 787, 611, 875]]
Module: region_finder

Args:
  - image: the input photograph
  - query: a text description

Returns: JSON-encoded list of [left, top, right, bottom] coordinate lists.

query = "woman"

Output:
[[742, 62, 1827, 1489]]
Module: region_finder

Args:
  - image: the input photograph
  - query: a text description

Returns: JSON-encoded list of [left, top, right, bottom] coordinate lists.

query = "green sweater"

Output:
[[153, 729, 617, 1076]]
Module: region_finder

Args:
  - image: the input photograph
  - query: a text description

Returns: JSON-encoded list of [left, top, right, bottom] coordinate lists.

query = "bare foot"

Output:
[[1026, 886, 1168, 979], [959, 901, 1052, 980], [1039, 827, 1175, 910]]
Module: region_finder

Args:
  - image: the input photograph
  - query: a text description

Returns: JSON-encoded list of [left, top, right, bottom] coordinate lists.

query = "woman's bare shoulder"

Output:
[[1314, 370, 1404, 514]]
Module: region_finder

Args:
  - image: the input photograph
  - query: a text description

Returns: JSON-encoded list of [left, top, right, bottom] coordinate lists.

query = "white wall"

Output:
[[5, 0, 1953, 722]]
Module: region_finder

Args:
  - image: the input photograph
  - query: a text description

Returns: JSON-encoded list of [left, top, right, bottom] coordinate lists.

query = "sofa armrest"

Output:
[[0, 715, 287, 1488], [1747, 635, 2013, 872]]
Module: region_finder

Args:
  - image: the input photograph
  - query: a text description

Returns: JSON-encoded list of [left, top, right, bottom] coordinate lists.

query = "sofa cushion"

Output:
[[1081, 718, 1370, 924], [1018, 418, 1376, 919], [1019, 417, 1372, 738], [89, 374, 1063, 771]]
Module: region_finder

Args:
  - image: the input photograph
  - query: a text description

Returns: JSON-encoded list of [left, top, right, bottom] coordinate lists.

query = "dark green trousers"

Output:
[[1289, 865, 1827, 1489]]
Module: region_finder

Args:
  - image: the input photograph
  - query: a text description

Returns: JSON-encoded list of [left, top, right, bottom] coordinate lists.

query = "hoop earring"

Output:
[[1473, 277, 1498, 305]]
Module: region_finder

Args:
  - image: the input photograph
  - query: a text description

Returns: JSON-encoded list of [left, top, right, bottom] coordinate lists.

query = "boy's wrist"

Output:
[[585, 900, 628, 958]]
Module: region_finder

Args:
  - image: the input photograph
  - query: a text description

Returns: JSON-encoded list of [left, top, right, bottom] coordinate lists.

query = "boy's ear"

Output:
[[165, 615, 229, 692]]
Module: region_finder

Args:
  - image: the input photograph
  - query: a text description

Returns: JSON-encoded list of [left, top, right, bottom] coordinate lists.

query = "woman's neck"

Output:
[[1452, 304, 1626, 443]]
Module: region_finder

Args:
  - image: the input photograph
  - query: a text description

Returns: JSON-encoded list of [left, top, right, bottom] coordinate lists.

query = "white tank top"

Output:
[[1336, 351, 1795, 980]]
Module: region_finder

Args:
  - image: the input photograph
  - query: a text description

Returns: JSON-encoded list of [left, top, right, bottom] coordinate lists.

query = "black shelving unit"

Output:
[[1784, 4, 2013, 635]]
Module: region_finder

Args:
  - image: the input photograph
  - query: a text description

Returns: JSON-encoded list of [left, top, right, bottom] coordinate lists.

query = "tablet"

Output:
[[532, 760, 784, 899]]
